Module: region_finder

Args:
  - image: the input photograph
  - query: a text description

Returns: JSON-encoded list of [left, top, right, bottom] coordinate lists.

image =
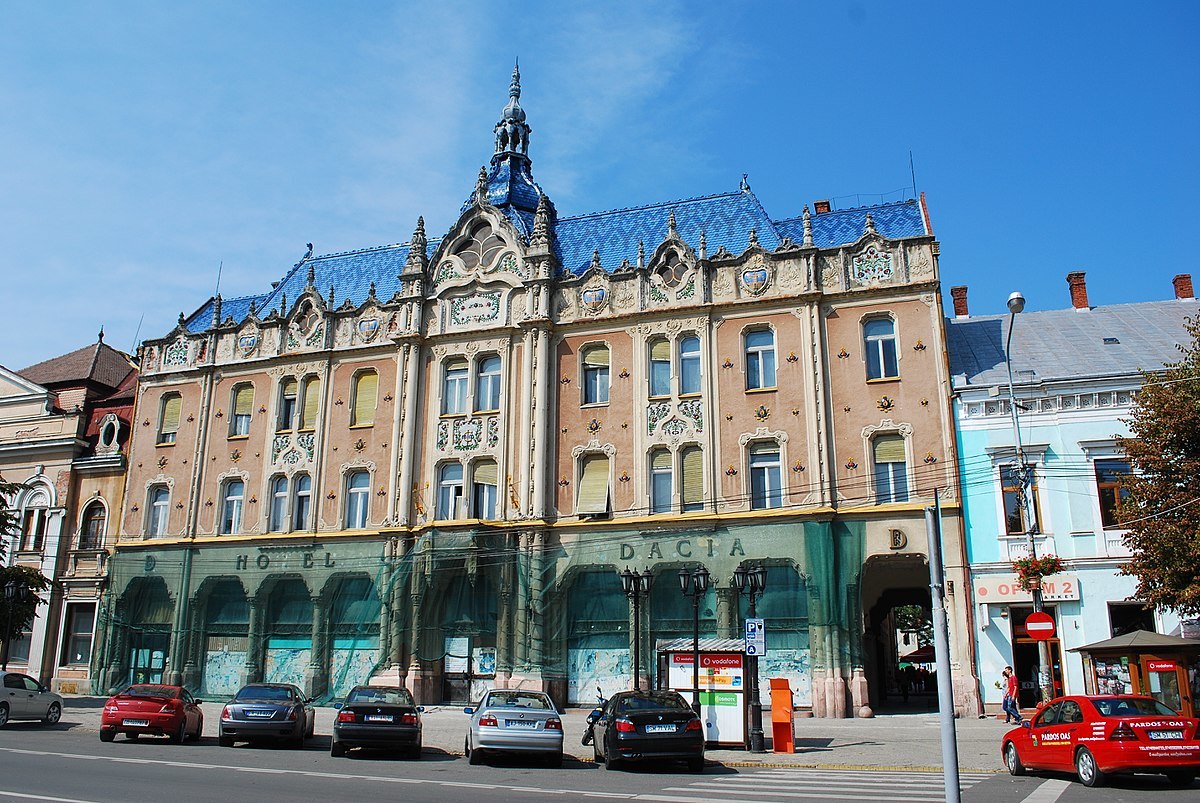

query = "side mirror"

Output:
[[195, 699, 204, 705], [463, 707, 474, 715], [334, 702, 343, 709], [416, 706, 425, 713], [586, 708, 602, 723], [1021, 721, 1031, 730]]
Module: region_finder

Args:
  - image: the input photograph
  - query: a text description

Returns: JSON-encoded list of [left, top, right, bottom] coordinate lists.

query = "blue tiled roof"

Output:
[[773, 199, 927, 249], [555, 189, 781, 276], [186, 293, 271, 333], [462, 157, 542, 238]]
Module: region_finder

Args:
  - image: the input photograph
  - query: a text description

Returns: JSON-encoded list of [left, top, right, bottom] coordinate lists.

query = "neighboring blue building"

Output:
[[947, 273, 1196, 713]]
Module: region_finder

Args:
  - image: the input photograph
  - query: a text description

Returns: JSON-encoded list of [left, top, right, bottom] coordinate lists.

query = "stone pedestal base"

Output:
[[367, 664, 407, 689]]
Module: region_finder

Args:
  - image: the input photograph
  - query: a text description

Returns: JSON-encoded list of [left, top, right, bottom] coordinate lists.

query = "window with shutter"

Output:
[[353, 370, 378, 426], [576, 454, 611, 515], [443, 360, 469, 415], [649, 338, 671, 397], [650, 448, 672, 513], [582, 345, 610, 405], [681, 446, 704, 512], [872, 434, 908, 503], [231, 385, 253, 436], [278, 379, 298, 431], [158, 394, 182, 444], [300, 378, 321, 430], [680, 336, 701, 396], [472, 460, 498, 519]]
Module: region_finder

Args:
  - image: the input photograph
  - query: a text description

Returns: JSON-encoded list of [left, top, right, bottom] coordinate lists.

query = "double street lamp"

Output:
[[1004, 291, 1055, 704], [2, 580, 33, 671], [620, 567, 654, 691], [678, 565, 711, 717], [732, 563, 769, 753]]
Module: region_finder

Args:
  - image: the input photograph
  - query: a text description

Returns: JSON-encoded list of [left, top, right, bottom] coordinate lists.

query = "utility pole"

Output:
[[926, 498, 961, 803]]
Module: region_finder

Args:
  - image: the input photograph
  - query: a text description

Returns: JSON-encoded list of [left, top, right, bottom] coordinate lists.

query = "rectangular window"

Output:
[[680, 337, 701, 396], [650, 449, 673, 514], [345, 471, 370, 529], [269, 477, 289, 532], [277, 379, 298, 431], [577, 454, 611, 516], [472, 461, 498, 520], [1001, 464, 1040, 535], [352, 370, 378, 427], [437, 463, 464, 519], [582, 346, 610, 405], [864, 318, 899, 380], [649, 339, 671, 397], [60, 603, 96, 666], [476, 357, 501, 412], [749, 443, 782, 509], [7, 631, 31, 665], [148, 486, 170, 537], [745, 330, 776, 390], [681, 446, 704, 512], [299, 378, 320, 430], [231, 385, 253, 436], [1095, 459, 1131, 528], [158, 394, 182, 444], [293, 474, 312, 531], [873, 434, 909, 503], [221, 480, 244, 534], [443, 360, 469, 415]]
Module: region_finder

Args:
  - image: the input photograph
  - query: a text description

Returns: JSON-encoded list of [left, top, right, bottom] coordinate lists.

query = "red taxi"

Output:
[[1002, 694, 1199, 787], [100, 684, 204, 743]]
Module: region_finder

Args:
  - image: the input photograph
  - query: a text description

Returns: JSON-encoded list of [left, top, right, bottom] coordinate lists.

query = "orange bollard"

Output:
[[768, 678, 794, 753]]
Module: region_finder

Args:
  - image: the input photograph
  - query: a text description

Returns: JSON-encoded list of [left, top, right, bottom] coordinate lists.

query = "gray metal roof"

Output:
[[946, 299, 1197, 388]]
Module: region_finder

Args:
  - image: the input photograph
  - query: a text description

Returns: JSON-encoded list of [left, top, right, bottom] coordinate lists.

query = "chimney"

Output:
[[950, 285, 969, 318], [813, 199, 831, 214], [1173, 273, 1194, 300], [1067, 271, 1090, 310]]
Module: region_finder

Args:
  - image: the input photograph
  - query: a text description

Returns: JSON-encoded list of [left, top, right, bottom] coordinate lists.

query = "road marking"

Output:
[[0, 792, 100, 803], [1019, 779, 1070, 803]]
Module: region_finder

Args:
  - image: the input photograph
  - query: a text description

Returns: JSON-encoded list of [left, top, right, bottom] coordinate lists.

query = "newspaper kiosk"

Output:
[[657, 637, 748, 747]]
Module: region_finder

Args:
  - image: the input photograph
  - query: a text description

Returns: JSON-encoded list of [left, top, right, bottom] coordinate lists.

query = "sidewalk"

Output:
[[56, 696, 1006, 772]]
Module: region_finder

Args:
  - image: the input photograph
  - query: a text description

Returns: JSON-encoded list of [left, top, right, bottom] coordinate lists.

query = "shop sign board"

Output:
[[666, 652, 745, 744], [973, 573, 1080, 603], [745, 618, 766, 656]]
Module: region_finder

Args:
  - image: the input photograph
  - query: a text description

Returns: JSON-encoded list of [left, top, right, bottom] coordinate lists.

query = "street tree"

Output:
[[1119, 314, 1200, 616]]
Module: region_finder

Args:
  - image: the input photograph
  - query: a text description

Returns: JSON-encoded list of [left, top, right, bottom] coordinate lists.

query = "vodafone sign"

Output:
[[1025, 612, 1056, 641]]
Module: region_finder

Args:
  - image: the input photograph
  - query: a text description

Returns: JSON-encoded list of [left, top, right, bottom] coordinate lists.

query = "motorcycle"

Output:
[[581, 686, 606, 745]]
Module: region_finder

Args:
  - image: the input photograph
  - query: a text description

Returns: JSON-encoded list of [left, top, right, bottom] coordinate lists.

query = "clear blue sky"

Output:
[[2, 1, 1197, 369]]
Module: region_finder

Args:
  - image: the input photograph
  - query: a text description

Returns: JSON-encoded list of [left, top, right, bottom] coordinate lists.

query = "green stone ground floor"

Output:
[[93, 514, 980, 716]]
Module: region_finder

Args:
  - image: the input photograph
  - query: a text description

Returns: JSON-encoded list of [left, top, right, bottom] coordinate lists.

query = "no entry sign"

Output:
[[1025, 611, 1056, 641]]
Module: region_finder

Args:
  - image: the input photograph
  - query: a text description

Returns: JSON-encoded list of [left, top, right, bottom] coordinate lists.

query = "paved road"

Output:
[[0, 729, 1196, 803]]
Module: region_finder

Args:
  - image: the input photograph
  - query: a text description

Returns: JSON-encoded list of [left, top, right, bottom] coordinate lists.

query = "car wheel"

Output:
[[1166, 771, 1195, 787], [547, 751, 563, 768], [169, 721, 186, 744], [592, 739, 602, 764], [218, 735, 233, 747], [1075, 747, 1106, 788], [409, 741, 422, 760], [292, 728, 305, 749], [192, 716, 203, 741], [330, 740, 346, 758], [1004, 742, 1025, 776], [0, 703, 8, 728], [99, 730, 115, 743], [604, 749, 620, 771], [687, 756, 705, 774], [43, 702, 62, 725], [467, 737, 483, 765]]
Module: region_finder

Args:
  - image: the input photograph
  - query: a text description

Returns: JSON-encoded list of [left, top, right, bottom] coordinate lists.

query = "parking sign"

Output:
[[744, 618, 766, 656]]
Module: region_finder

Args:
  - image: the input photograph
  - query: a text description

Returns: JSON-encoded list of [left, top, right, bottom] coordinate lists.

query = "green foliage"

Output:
[[894, 604, 933, 647], [0, 565, 49, 641], [1119, 314, 1200, 616], [1012, 554, 1064, 592], [0, 479, 24, 561]]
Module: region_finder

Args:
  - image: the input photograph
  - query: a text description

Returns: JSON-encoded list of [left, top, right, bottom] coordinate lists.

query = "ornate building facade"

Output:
[[100, 68, 978, 715]]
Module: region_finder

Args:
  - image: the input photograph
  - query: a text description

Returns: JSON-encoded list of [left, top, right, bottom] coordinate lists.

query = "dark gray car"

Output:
[[218, 683, 315, 747]]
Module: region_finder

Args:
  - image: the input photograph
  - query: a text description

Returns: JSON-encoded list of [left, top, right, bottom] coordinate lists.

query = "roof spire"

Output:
[[864, 213, 876, 235], [97, 326, 105, 343], [406, 216, 429, 273], [637, 240, 646, 270], [667, 210, 677, 237], [590, 249, 602, 273], [475, 166, 489, 204], [493, 61, 531, 164], [328, 285, 336, 307], [740, 173, 751, 192], [306, 262, 316, 289], [802, 205, 814, 246], [530, 193, 553, 249], [699, 230, 707, 260], [748, 227, 759, 248]]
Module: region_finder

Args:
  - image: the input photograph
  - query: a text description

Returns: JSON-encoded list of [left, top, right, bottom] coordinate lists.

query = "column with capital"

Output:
[[244, 598, 264, 684]]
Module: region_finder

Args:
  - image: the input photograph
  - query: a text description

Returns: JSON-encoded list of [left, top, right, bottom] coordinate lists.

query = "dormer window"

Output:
[[657, 251, 688, 287], [455, 222, 506, 271]]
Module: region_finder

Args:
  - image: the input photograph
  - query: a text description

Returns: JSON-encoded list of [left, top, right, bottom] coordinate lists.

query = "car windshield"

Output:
[[235, 686, 293, 702], [483, 692, 552, 710], [1089, 697, 1178, 717], [125, 685, 179, 699], [616, 693, 690, 712], [347, 687, 414, 706]]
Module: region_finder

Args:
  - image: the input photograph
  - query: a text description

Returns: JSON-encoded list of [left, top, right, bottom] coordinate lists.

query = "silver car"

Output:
[[464, 689, 564, 766], [0, 671, 63, 727]]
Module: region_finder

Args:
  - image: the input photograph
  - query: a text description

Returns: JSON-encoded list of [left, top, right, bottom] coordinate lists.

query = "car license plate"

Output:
[[122, 719, 150, 727], [505, 719, 537, 728], [644, 724, 676, 733], [365, 714, 393, 722], [1148, 729, 1185, 740], [245, 710, 273, 718]]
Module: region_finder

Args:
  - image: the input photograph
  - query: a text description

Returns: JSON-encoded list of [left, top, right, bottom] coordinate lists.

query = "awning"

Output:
[[901, 644, 936, 662], [1068, 629, 1200, 653]]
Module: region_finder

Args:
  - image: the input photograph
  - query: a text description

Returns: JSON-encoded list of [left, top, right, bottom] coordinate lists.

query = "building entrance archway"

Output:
[[860, 554, 933, 712]]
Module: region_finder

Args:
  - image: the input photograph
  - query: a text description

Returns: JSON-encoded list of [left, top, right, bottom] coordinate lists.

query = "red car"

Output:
[[100, 684, 204, 743], [1002, 694, 1200, 788]]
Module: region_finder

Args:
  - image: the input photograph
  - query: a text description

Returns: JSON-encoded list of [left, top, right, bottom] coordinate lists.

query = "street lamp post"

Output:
[[1004, 291, 1055, 704], [3, 580, 32, 671], [620, 567, 654, 691], [678, 565, 711, 717], [733, 563, 768, 753]]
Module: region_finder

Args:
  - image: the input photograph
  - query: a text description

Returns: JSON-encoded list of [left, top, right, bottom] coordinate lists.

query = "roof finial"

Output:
[[637, 240, 646, 270], [304, 242, 313, 259], [699, 230, 707, 260], [590, 249, 602, 273], [510, 60, 521, 100], [740, 173, 750, 192], [306, 262, 316, 289], [667, 210, 677, 236], [249, 299, 258, 317], [97, 326, 105, 343], [212, 293, 223, 328], [475, 166, 489, 204], [530, 193, 552, 249], [748, 227, 759, 248], [178, 312, 186, 327], [802, 205, 814, 246], [368, 281, 377, 299], [280, 292, 287, 316], [494, 62, 530, 160], [406, 216, 429, 272], [328, 285, 336, 306], [864, 213, 876, 234]]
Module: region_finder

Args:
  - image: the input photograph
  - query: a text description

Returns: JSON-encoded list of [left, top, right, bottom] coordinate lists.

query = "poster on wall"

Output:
[[444, 637, 470, 673], [1096, 659, 1131, 695], [473, 646, 497, 677], [567, 648, 629, 705]]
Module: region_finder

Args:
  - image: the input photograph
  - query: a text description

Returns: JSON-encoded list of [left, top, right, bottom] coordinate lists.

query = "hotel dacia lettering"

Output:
[[619, 537, 745, 561]]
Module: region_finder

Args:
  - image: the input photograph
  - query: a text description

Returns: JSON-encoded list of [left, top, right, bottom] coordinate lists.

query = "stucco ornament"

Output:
[[357, 318, 381, 342], [851, 246, 894, 286], [238, 332, 258, 357], [580, 286, 608, 314], [740, 264, 771, 296], [450, 291, 502, 326]]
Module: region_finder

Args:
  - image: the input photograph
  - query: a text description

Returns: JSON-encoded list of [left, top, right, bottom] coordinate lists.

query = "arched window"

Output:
[[299, 377, 321, 430], [277, 378, 298, 431], [442, 359, 469, 415], [79, 501, 106, 550], [19, 488, 50, 551], [864, 317, 899, 380], [650, 448, 672, 514], [679, 336, 701, 396], [437, 462, 464, 520], [158, 393, 182, 444], [872, 434, 909, 503], [476, 356, 501, 412], [268, 476, 289, 532], [658, 251, 688, 287], [454, 222, 506, 271], [147, 486, 170, 537], [345, 471, 370, 529], [352, 370, 378, 427], [230, 384, 254, 437], [220, 480, 245, 534], [744, 330, 776, 390], [472, 460, 498, 520], [749, 442, 782, 510], [582, 345, 610, 405], [649, 338, 671, 397], [293, 473, 312, 531]]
